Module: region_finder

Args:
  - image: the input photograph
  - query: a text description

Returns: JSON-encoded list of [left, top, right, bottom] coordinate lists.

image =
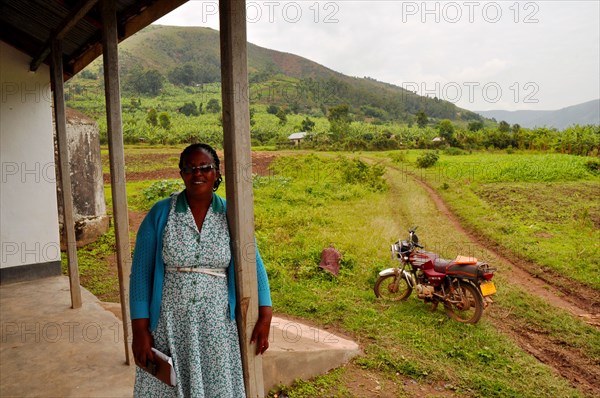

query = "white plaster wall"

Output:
[[0, 41, 61, 269]]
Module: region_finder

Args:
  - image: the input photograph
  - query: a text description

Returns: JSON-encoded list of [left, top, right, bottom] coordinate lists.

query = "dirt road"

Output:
[[402, 170, 600, 397]]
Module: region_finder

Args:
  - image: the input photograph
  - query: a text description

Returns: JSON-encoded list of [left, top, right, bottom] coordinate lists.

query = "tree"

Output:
[[289, 102, 301, 114], [328, 104, 351, 140], [301, 117, 315, 132], [180, 101, 199, 116], [361, 105, 386, 120], [468, 120, 484, 132], [168, 63, 198, 86], [128, 97, 142, 110], [206, 98, 221, 113], [438, 119, 455, 144], [416, 110, 428, 128], [127, 68, 164, 96], [80, 69, 97, 80], [158, 112, 171, 130], [498, 120, 511, 133], [168, 61, 220, 86], [146, 108, 158, 126], [276, 108, 288, 125]]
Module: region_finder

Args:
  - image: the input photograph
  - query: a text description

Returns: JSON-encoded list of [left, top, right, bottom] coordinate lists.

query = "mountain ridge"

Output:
[[91, 25, 482, 123], [476, 99, 599, 130]]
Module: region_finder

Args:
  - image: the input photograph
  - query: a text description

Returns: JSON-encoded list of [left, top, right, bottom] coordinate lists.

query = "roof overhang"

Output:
[[0, 0, 188, 80]]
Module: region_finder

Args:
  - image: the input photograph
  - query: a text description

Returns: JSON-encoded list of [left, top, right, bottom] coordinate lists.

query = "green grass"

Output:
[[60, 228, 120, 302], [254, 154, 595, 397], [377, 151, 600, 290], [270, 368, 352, 398]]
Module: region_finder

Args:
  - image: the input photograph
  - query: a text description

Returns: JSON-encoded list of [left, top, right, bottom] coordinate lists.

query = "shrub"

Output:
[[389, 151, 407, 164], [206, 98, 221, 113], [80, 70, 97, 80], [443, 147, 466, 156], [142, 180, 184, 206], [416, 151, 439, 168], [158, 112, 171, 129], [584, 158, 600, 174], [180, 101, 199, 116], [340, 158, 387, 191]]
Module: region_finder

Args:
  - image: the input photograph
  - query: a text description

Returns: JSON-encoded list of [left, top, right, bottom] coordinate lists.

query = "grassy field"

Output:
[[255, 154, 598, 397], [65, 147, 599, 397], [369, 151, 600, 291]]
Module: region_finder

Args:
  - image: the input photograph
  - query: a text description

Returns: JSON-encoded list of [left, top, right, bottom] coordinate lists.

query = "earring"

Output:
[[213, 176, 223, 192]]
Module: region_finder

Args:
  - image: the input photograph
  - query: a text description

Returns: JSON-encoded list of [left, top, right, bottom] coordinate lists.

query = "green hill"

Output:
[[87, 25, 481, 123]]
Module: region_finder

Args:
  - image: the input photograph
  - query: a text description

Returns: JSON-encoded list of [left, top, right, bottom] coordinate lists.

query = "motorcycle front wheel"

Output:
[[374, 274, 412, 301], [444, 282, 484, 324]]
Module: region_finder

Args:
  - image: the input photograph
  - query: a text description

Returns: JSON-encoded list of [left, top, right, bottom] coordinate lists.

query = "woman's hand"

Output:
[[250, 306, 273, 355], [131, 318, 155, 367]]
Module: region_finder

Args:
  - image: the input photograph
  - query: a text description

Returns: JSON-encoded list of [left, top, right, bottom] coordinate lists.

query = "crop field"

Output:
[[66, 147, 599, 397]]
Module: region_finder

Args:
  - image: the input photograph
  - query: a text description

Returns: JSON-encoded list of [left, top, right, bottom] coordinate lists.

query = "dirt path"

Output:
[[402, 170, 600, 397], [410, 173, 600, 321]]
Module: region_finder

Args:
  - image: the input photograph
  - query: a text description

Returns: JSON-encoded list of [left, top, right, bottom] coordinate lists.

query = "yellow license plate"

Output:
[[480, 282, 497, 296]]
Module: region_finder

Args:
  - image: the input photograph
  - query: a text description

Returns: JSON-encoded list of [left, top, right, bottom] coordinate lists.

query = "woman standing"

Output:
[[130, 143, 272, 397]]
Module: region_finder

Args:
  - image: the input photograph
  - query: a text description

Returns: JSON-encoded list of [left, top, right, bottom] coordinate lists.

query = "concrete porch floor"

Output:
[[1, 276, 360, 397]]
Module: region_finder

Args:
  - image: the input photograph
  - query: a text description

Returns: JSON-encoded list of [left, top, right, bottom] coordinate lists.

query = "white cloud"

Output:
[[155, 0, 600, 111]]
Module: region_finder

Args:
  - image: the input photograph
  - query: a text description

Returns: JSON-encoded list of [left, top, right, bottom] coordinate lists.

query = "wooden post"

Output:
[[219, 0, 264, 396], [50, 40, 82, 309], [101, 0, 132, 365]]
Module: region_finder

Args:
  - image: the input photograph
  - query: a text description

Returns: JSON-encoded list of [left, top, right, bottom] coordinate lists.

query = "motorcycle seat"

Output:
[[433, 258, 453, 273], [434, 257, 479, 273], [454, 255, 478, 265]]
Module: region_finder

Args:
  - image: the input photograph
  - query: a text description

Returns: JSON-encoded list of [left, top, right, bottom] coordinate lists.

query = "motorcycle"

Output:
[[374, 227, 496, 324]]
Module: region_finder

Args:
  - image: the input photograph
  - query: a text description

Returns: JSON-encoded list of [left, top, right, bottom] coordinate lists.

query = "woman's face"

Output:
[[180, 149, 219, 197]]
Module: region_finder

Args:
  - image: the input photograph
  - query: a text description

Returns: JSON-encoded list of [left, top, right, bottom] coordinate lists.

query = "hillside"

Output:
[[86, 25, 482, 123], [476, 99, 600, 130]]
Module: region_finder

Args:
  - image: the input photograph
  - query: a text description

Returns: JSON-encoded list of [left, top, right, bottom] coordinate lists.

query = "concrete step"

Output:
[[264, 316, 362, 392], [1, 277, 361, 397]]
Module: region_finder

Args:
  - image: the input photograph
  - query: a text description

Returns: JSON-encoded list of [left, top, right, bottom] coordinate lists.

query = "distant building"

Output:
[[288, 132, 307, 145]]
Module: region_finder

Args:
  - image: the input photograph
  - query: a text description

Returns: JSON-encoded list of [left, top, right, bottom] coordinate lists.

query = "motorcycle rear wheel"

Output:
[[374, 274, 412, 301], [444, 282, 483, 324]]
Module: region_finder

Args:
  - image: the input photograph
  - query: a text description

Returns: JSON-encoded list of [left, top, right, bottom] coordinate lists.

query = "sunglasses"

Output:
[[180, 164, 217, 174]]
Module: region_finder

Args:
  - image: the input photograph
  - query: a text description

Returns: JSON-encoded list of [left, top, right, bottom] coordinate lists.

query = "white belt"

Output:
[[166, 267, 226, 278]]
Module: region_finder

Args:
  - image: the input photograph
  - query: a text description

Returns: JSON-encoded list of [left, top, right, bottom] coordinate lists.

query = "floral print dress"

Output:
[[134, 195, 245, 398]]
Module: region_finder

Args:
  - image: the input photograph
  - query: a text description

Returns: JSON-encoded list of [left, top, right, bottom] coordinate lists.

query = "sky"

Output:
[[154, 0, 600, 112]]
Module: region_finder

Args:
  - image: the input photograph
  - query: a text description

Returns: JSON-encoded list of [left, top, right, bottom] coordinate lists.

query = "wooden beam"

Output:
[[30, 0, 100, 71], [121, 0, 188, 38], [50, 39, 82, 310], [101, 0, 132, 366], [70, 42, 103, 78], [72, 0, 189, 76], [219, 0, 264, 396]]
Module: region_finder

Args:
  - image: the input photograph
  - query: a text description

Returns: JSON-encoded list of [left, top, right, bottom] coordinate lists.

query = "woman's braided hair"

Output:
[[179, 143, 223, 191]]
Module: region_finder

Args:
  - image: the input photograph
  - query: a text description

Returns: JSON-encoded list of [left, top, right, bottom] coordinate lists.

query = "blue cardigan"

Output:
[[129, 192, 272, 331]]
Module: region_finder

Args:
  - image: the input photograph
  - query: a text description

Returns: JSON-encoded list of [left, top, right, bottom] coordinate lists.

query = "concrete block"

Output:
[[263, 316, 362, 392]]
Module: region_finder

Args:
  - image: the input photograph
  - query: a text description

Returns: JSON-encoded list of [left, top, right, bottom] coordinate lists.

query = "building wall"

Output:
[[1, 41, 62, 282], [55, 109, 109, 248]]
